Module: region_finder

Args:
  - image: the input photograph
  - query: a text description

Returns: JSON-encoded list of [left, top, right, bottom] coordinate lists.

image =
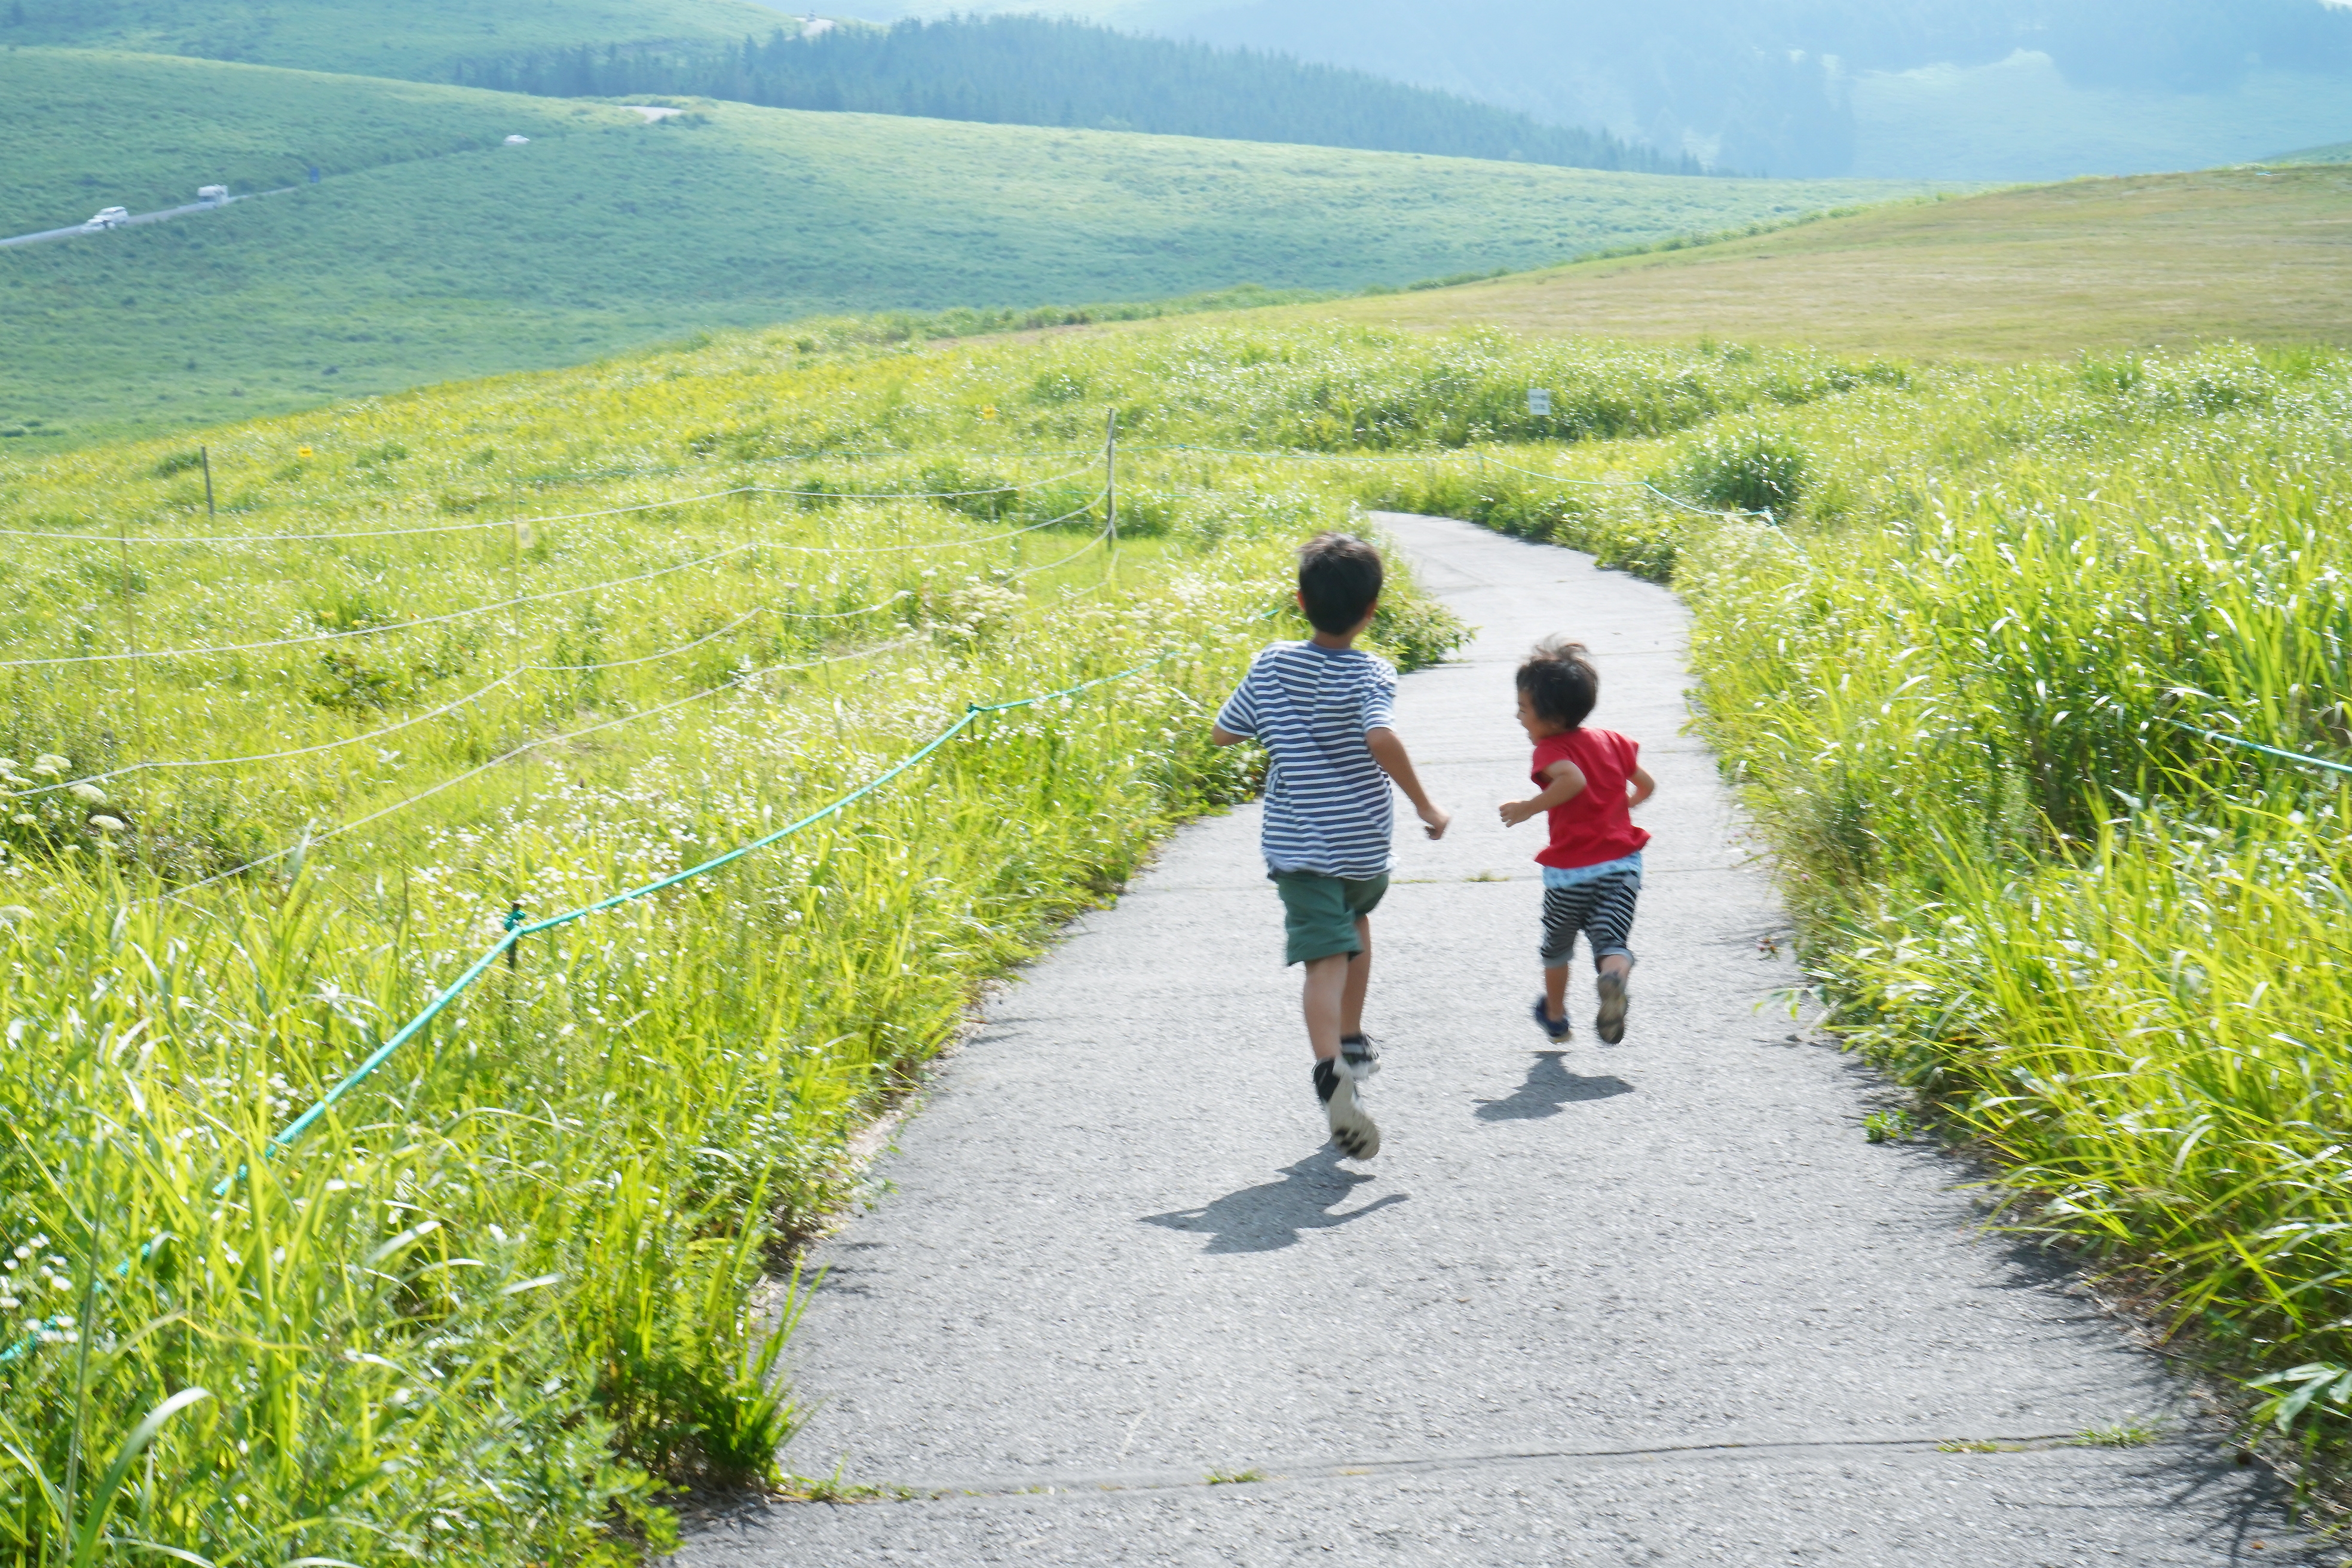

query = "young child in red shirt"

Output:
[[1498, 638, 1655, 1043]]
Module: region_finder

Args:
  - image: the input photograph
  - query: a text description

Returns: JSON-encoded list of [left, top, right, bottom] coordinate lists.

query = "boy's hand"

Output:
[[1417, 801, 1451, 840], [1499, 798, 1541, 828]]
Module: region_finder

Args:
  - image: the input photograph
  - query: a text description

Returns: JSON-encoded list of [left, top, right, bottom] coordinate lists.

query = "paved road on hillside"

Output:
[[0, 187, 293, 250], [684, 514, 2311, 1565]]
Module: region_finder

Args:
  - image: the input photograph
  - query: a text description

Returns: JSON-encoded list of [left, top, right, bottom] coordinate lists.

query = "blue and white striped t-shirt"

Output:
[[1215, 641, 1398, 878]]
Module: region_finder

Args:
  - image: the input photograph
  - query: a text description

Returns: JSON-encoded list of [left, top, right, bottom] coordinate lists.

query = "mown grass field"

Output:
[[1325, 166, 2352, 359], [0, 48, 641, 236], [0, 51, 1927, 454], [1, 0, 794, 81]]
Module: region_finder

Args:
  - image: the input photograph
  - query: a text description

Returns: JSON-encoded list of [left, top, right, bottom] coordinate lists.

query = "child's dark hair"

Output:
[[1297, 532, 1383, 635], [1518, 637, 1598, 730]]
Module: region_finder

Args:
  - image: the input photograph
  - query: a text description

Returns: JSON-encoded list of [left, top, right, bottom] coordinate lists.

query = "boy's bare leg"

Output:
[[1542, 961, 1569, 1022], [1340, 918, 1372, 1039], [1301, 952, 1350, 1061], [1599, 954, 1631, 981]]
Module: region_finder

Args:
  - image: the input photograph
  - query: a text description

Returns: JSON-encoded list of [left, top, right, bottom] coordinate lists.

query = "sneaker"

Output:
[[1595, 971, 1629, 1044], [1530, 996, 1571, 1042], [1312, 1059, 1382, 1159], [1337, 1032, 1382, 1080]]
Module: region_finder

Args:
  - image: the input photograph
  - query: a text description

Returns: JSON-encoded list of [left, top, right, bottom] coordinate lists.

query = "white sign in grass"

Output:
[[1527, 387, 1552, 416]]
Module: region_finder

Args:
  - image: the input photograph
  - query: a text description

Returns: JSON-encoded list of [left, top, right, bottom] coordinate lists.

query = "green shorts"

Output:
[[1271, 871, 1389, 966]]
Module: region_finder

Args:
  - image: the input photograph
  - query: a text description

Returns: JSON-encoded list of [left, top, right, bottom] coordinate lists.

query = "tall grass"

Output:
[[14, 310, 2351, 1559], [1276, 334, 2352, 1438]]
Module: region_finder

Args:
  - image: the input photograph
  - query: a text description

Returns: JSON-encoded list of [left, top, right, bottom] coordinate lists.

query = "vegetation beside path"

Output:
[[10, 310, 2352, 1558], [1337, 340, 2352, 1457]]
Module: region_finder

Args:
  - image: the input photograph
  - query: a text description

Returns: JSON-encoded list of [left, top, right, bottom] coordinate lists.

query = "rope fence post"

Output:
[[200, 445, 215, 519], [504, 901, 525, 970], [1104, 408, 1119, 579]]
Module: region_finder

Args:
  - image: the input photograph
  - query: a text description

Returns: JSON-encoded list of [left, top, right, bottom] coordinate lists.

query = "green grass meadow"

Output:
[[0, 0, 794, 81], [8, 264, 2352, 1549], [0, 48, 644, 235], [0, 48, 1927, 454]]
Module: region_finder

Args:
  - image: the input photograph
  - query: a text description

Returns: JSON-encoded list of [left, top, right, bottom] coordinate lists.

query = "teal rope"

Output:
[[263, 658, 1174, 1156], [2163, 717, 2352, 778], [8, 608, 1293, 1368]]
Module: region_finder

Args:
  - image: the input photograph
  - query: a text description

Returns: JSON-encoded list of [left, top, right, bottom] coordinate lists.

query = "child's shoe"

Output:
[[1337, 1031, 1381, 1080], [1530, 996, 1572, 1042], [1313, 1058, 1382, 1159], [1595, 971, 1629, 1044]]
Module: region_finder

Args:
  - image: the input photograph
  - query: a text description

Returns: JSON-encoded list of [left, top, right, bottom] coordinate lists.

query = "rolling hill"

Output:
[[0, 0, 797, 79], [1319, 165, 2352, 359], [0, 53, 1925, 452], [0, 48, 642, 235]]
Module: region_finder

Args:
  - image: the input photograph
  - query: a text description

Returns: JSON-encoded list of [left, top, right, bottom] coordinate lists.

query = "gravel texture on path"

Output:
[[682, 513, 2314, 1566]]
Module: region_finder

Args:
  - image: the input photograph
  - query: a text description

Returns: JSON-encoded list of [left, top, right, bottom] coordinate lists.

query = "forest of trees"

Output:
[[446, 14, 1711, 176]]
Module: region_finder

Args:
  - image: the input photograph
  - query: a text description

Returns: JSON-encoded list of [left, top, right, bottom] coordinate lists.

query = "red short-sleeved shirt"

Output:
[[1532, 727, 1650, 869]]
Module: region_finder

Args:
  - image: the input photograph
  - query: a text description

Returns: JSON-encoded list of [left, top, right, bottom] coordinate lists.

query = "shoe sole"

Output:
[[1337, 1051, 1381, 1081], [1326, 1074, 1382, 1159], [1595, 973, 1628, 1044]]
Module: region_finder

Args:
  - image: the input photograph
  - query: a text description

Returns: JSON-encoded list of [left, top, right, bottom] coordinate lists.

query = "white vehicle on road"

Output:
[[197, 185, 228, 205], [82, 206, 130, 231]]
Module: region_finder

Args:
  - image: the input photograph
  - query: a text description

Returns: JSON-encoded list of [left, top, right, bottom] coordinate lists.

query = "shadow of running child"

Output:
[[1140, 1146, 1408, 1255], [1475, 1052, 1634, 1122]]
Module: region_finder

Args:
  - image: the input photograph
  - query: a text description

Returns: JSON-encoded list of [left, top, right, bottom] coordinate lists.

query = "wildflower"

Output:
[[9, 815, 31, 826], [90, 816, 126, 833], [69, 784, 105, 804]]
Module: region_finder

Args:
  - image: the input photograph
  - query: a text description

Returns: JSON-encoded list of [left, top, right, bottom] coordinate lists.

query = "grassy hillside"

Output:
[[0, 48, 644, 235], [2274, 139, 2352, 165], [0, 78, 1921, 451], [12, 308, 2352, 1549], [0, 0, 795, 79], [1324, 166, 2352, 359]]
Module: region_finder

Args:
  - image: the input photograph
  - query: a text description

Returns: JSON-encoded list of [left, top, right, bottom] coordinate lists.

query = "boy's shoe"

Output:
[[1312, 1058, 1382, 1159], [1595, 972, 1629, 1045], [1530, 996, 1572, 1042], [1337, 1032, 1382, 1080]]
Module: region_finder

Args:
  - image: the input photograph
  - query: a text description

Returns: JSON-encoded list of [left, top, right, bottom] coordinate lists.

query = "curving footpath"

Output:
[[682, 513, 2312, 1566]]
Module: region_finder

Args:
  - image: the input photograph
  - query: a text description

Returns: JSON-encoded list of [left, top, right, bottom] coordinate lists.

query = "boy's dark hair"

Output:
[[1518, 637, 1598, 730], [1297, 532, 1383, 635]]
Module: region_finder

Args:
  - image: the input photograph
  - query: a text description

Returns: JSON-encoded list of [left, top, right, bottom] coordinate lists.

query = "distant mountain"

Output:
[[446, 14, 1705, 175], [1066, 0, 2352, 179]]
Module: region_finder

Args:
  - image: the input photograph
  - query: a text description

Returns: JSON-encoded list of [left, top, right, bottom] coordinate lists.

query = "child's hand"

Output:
[[1417, 802, 1451, 840], [1499, 798, 1541, 828]]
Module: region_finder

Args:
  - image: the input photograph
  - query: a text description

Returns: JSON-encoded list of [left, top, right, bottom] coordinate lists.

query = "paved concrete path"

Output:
[[684, 514, 2311, 1565]]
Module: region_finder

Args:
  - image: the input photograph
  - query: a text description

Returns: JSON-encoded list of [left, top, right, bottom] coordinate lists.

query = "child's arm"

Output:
[[1629, 763, 1656, 807], [1211, 724, 1247, 747], [1499, 759, 1586, 827], [1365, 727, 1450, 839]]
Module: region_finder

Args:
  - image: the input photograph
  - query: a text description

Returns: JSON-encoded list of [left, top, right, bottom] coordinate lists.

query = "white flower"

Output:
[[8, 816, 31, 827], [88, 816, 126, 833], [68, 783, 104, 804], [31, 755, 66, 774]]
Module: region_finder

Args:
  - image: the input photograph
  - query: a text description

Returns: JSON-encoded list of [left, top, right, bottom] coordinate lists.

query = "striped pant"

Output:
[[1540, 870, 1640, 970]]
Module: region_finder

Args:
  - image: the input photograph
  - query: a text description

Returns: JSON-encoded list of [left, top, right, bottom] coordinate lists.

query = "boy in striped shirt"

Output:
[[1212, 534, 1451, 1159]]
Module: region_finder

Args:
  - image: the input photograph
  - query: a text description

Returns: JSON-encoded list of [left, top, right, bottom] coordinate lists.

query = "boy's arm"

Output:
[[1500, 759, 1587, 827], [1628, 763, 1656, 807], [1211, 725, 1247, 748], [1365, 727, 1450, 839]]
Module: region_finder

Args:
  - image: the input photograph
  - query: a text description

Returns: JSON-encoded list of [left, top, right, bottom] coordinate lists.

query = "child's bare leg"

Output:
[[1598, 953, 1631, 981], [1543, 962, 1569, 1022], [1340, 918, 1372, 1038], [1301, 952, 1349, 1061]]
